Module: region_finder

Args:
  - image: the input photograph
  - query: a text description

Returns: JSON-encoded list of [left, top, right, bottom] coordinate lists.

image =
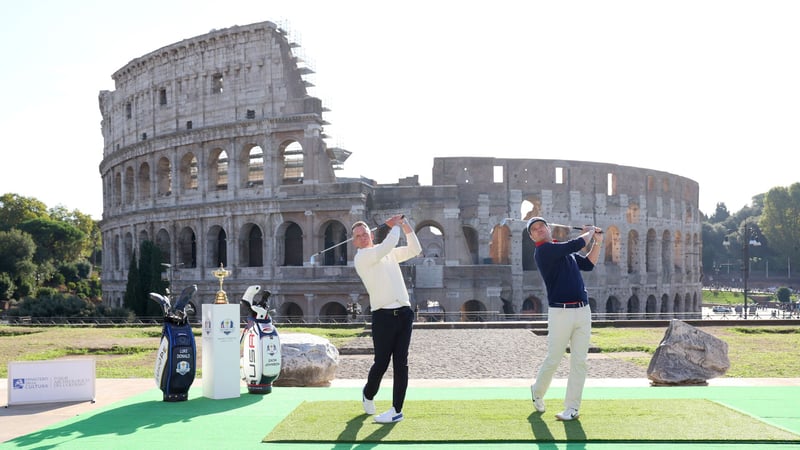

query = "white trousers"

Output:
[[532, 305, 592, 410]]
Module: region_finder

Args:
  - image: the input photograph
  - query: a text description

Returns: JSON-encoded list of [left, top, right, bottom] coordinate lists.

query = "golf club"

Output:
[[309, 215, 404, 264], [498, 218, 602, 233]]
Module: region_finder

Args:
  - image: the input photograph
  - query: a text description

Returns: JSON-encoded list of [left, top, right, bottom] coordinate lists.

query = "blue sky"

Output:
[[2, 0, 799, 219]]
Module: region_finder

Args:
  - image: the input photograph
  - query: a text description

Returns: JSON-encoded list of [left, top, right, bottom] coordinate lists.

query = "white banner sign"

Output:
[[7, 359, 96, 406]]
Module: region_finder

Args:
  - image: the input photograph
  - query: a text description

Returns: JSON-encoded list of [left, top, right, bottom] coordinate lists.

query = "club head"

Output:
[[241, 285, 262, 306], [309, 254, 317, 265], [172, 284, 197, 312], [149, 292, 170, 315], [255, 290, 272, 309]]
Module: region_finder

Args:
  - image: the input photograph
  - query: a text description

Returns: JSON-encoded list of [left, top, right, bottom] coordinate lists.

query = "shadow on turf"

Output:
[[9, 394, 263, 447], [336, 414, 396, 443], [528, 410, 587, 445]]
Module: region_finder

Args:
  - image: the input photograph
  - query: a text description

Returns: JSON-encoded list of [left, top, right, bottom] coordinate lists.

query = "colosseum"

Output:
[[98, 20, 702, 322]]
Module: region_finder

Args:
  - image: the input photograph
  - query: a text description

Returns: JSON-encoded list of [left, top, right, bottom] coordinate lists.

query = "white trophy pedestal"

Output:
[[201, 303, 241, 399]]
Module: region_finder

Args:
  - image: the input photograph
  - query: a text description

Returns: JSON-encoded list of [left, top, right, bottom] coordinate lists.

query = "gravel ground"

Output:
[[335, 328, 647, 380]]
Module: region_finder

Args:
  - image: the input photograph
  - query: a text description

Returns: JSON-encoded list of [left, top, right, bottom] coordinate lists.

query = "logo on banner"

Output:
[[220, 318, 235, 335]]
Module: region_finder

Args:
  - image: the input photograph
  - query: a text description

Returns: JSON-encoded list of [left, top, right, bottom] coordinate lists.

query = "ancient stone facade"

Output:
[[98, 21, 702, 322]]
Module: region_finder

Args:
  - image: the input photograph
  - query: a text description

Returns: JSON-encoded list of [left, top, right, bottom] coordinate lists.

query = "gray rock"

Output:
[[647, 319, 730, 386], [273, 333, 339, 387]]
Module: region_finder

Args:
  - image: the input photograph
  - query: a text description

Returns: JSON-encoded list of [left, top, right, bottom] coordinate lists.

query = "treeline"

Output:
[[0, 193, 130, 319], [702, 182, 800, 291]]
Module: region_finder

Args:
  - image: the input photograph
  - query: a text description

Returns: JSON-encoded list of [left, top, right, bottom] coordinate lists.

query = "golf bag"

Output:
[[150, 285, 198, 402], [240, 286, 281, 394]]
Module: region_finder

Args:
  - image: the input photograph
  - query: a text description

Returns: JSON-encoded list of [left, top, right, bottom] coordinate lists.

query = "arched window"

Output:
[[240, 223, 263, 267], [138, 162, 151, 201], [246, 145, 264, 187], [282, 141, 303, 184], [180, 152, 198, 192], [178, 227, 197, 268], [283, 223, 303, 266], [157, 157, 171, 196]]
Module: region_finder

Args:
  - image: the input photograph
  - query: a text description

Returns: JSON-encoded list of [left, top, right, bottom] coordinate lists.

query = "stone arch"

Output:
[[113, 172, 122, 206], [209, 148, 228, 191], [520, 198, 542, 219], [178, 226, 197, 268], [124, 166, 134, 204], [280, 140, 304, 184], [604, 225, 621, 265], [416, 221, 445, 259], [645, 295, 658, 319], [460, 299, 487, 322], [242, 144, 264, 187], [674, 230, 683, 274], [672, 293, 682, 317], [319, 301, 347, 323], [318, 220, 348, 266], [588, 297, 597, 313], [280, 222, 303, 266], [522, 295, 544, 316], [123, 232, 133, 270], [279, 302, 304, 323], [462, 225, 479, 264], [606, 296, 622, 319], [626, 295, 640, 319], [113, 233, 121, 270], [489, 223, 511, 265], [661, 230, 673, 277], [627, 229, 640, 274], [155, 228, 171, 263], [138, 229, 149, 245], [660, 293, 669, 315], [138, 162, 151, 201], [206, 225, 228, 267], [157, 156, 171, 196], [646, 228, 658, 273], [239, 223, 263, 267], [179, 152, 199, 192]]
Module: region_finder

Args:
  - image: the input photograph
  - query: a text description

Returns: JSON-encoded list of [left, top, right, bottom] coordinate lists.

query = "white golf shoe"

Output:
[[555, 408, 579, 421], [374, 407, 403, 423]]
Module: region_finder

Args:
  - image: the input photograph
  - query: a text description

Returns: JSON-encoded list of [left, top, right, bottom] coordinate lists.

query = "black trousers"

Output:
[[363, 306, 413, 412]]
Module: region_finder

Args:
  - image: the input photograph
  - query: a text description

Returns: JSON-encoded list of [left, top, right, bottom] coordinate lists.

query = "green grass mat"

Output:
[[264, 399, 800, 443]]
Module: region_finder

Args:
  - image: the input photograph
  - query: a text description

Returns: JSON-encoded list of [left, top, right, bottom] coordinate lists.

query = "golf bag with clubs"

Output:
[[240, 285, 281, 394], [149, 284, 198, 402]]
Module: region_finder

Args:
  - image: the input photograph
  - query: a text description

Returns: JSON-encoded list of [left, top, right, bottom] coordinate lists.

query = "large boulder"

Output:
[[647, 319, 730, 386], [273, 333, 339, 387]]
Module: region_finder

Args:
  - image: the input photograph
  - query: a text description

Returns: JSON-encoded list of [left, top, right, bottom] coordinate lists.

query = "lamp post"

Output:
[[724, 222, 761, 319]]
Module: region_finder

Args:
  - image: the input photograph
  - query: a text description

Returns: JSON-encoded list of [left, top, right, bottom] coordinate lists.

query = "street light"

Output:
[[723, 222, 761, 319]]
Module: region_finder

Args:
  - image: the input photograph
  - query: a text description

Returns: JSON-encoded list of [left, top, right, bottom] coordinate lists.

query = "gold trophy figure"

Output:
[[212, 263, 230, 304]]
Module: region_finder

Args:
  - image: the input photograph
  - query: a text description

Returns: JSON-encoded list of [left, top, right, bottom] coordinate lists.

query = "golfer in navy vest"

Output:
[[352, 214, 421, 424], [527, 216, 603, 421]]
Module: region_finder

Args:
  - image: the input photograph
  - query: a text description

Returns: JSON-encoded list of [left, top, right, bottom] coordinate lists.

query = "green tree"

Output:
[[0, 193, 49, 231], [131, 240, 168, 317], [123, 251, 143, 314], [17, 217, 86, 265], [49, 205, 101, 263], [709, 202, 730, 224], [776, 287, 792, 303], [0, 229, 36, 274], [760, 183, 800, 268]]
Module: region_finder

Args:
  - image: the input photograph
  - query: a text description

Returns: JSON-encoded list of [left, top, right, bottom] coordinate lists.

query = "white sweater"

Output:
[[354, 226, 422, 310]]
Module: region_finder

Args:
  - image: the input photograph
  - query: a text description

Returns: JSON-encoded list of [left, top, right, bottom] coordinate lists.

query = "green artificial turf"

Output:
[[264, 399, 800, 443]]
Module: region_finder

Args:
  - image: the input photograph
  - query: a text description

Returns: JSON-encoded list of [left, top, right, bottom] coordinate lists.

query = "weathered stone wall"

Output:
[[98, 21, 701, 322]]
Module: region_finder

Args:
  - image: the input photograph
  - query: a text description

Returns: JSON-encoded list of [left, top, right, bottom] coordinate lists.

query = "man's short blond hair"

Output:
[[351, 221, 370, 233]]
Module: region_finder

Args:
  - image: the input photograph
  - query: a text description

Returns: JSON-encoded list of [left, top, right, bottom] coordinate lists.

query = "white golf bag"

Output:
[[239, 285, 281, 394]]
